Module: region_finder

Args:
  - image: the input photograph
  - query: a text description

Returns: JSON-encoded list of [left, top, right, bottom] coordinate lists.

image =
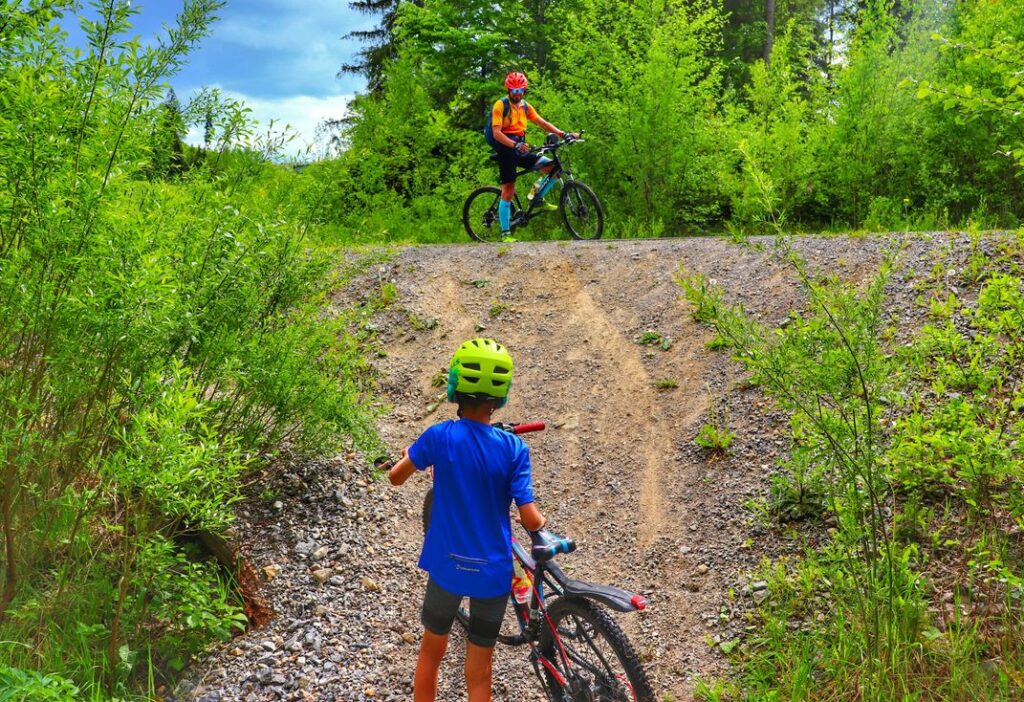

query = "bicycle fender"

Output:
[[545, 562, 646, 613]]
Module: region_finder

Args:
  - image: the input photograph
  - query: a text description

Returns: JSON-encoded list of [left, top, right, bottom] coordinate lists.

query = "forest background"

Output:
[[315, 0, 1024, 241], [1, 0, 1023, 700]]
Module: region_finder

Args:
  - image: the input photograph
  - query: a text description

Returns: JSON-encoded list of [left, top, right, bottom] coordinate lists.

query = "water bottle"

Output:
[[512, 561, 532, 605], [527, 178, 542, 201]]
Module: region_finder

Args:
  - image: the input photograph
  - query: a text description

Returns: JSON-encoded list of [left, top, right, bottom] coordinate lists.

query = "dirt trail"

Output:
[[368, 236, 892, 699], [182, 234, 930, 702]]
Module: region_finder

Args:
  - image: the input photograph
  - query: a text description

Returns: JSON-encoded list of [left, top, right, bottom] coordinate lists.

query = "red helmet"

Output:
[[504, 72, 528, 90]]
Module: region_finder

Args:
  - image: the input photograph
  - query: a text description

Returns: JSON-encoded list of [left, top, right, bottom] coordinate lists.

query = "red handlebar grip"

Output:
[[513, 422, 546, 434]]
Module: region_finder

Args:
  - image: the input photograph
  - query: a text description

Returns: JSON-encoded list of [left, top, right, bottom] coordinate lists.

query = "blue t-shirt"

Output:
[[408, 419, 534, 598]]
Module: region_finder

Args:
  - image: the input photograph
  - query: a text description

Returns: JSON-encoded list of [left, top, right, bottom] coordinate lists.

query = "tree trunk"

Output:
[[764, 0, 776, 65], [0, 466, 18, 621]]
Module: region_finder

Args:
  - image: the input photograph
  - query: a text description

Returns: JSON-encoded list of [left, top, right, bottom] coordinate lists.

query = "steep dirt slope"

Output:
[[181, 233, 953, 702], [367, 236, 892, 699]]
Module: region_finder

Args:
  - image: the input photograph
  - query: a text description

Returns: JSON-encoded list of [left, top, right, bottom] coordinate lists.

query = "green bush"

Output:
[[0, 4, 375, 694]]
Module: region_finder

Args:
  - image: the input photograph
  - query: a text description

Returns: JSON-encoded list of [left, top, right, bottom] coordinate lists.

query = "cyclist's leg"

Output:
[[535, 156, 558, 199], [414, 631, 448, 702], [464, 592, 509, 702], [495, 148, 519, 234], [498, 182, 514, 233], [465, 643, 494, 702], [416, 578, 461, 701]]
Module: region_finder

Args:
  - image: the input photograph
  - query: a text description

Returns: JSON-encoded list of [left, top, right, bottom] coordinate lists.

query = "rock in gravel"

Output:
[[263, 564, 281, 581], [312, 568, 333, 585], [361, 576, 380, 592], [312, 546, 330, 561], [753, 589, 770, 605], [752, 580, 768, 591], [696, 564, 709, 575]]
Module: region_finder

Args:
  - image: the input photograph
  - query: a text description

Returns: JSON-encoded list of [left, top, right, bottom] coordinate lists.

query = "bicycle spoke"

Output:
[[552, 614, 636, 701]]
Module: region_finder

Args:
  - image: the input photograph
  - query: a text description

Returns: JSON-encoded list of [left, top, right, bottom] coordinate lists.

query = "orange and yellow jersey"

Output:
[[491, 98, 540, 137]]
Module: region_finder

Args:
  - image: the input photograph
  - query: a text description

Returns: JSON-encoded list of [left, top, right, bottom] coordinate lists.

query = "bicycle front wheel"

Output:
[[538, 597, 654, 702], [560, 181, 604, 241], [463, 186, 521, 243]]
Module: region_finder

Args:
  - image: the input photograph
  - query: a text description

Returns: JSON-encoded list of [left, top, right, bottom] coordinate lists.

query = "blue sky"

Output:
[[65, 1, 374, 152]]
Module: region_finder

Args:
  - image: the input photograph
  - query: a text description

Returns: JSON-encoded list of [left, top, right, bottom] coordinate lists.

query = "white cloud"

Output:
[[185, 90, 352, 160]]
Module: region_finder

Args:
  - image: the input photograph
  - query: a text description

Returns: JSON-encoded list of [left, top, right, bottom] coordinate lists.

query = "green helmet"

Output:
[[447, 338, 514, 408]]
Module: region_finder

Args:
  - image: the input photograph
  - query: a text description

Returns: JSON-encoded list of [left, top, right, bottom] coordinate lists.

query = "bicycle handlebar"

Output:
[[529, 132, 585, 155]]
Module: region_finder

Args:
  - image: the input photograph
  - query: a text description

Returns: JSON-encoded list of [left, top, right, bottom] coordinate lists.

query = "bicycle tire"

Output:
[[538, 597, 654, 702], [559, 181, 604, 241], [463, 186, 522, 243]]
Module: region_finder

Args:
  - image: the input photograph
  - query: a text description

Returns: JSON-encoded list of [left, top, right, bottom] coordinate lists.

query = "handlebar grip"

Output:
[[529, 529, 577, 562], [513, 422, 546, 435]]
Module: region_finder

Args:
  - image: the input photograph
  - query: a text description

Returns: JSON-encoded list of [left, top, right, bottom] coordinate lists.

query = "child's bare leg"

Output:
[[413, 629, 449, 702], [465, 641, 495, 702]]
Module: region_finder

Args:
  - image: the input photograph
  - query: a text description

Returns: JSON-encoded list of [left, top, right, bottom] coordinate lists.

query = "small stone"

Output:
[[231, 648, 244, 656], [679, 545, 691, 554], [272, 501, 284, 511], [312, 568, 333, 585], [696, 564, 709, 575], [260, 640, 277, 652], [753, 589, 770, 605], [263, 564, 281, 581], [314, 605, 329, 616], [751, 580, 768, 591], [401, 632, 416, 644], [312, 546, 330, 561], [362, 576, 380, 592]]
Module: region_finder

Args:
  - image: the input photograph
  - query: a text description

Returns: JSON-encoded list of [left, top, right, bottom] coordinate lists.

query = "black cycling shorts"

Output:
[[494, 142, 542, 185], [420, 577, 509, 648]]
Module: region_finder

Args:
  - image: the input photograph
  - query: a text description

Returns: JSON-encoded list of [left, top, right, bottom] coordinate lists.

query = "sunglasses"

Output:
[[509, 88, 525, 95]]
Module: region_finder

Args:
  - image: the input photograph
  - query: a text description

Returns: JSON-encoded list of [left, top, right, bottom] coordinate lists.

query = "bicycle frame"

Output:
[[508, 142, 579, 228], [506, 531, 647, 692]]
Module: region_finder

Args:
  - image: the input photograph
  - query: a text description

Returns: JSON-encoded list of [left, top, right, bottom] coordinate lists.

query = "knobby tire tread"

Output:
[[559, 181, 604, 241], [538, 597, 655, 702]]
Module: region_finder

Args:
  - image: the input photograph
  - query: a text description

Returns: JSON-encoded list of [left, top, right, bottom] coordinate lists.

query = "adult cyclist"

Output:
[[487, 72, 577, 238]]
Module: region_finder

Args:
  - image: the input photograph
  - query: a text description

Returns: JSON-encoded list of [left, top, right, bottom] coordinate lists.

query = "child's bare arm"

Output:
[[517, 502, 546, 532], [388, 448, 418, 486]]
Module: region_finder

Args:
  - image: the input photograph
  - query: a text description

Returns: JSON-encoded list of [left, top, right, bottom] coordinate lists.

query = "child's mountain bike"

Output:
[[464, 134, 605, 243], [378, 422, 654, 702]]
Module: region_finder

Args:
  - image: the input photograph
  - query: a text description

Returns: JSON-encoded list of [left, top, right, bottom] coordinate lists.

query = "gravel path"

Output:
[[176, 233, 981, 702]]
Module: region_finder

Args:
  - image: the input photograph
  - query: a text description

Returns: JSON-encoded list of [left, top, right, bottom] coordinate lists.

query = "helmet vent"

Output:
[[493, 365, 510, 374], [463, 362, 481, 370]]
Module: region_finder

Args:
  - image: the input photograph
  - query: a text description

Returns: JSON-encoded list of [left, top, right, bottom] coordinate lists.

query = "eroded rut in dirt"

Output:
[[180, 235, 942, 702]]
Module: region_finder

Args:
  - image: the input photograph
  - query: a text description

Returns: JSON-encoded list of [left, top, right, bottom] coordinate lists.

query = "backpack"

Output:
[[484, 97, 527, 148]]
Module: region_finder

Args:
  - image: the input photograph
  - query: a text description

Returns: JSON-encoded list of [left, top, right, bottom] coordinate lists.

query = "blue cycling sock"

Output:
[[498, 199, 511, 232], [538, 175, 557, 199]]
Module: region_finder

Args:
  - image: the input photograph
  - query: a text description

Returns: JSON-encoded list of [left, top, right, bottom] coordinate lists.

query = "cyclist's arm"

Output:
[[388, 448, 418, 486], [517, 501, 546, 531], [528, 112, 565, 138], [495, 131, 520, 149]]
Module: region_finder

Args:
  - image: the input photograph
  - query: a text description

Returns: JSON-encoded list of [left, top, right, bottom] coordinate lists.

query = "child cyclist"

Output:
[[387, 338, 546, 702]]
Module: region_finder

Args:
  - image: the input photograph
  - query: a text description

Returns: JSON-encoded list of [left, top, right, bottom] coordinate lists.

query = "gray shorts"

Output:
[[421, 577, 509, 648]]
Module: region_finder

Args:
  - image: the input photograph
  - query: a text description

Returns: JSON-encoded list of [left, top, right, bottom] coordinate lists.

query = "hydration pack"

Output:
[[484, 97, 527, 148]]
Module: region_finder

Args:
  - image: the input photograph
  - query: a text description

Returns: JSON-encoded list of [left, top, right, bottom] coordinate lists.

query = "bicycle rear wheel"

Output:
[[463, 186, 522, 243], [559, 181, 604, 241], [538, 597, 654, 702]]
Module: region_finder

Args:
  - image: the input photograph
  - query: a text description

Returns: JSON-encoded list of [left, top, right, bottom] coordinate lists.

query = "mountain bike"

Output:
[[378, 422, 654, 701], [464, 134, 605, 243]]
